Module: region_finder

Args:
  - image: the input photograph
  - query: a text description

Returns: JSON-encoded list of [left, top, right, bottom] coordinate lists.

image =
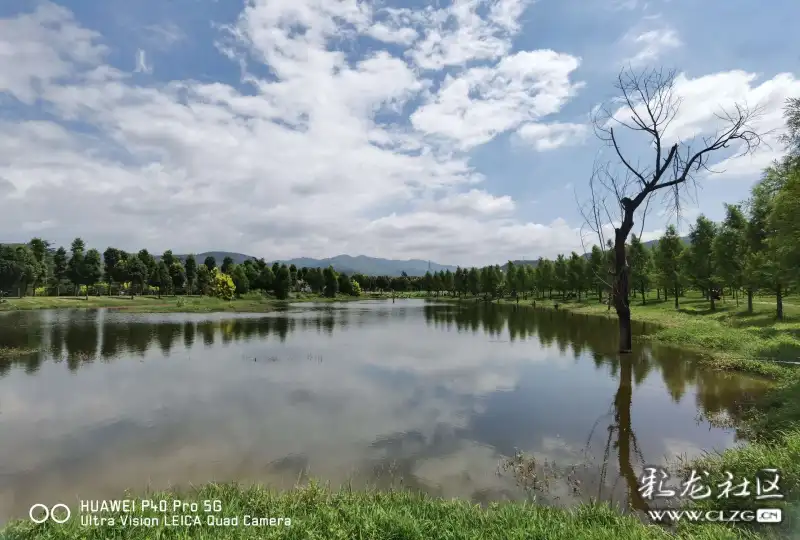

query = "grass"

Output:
[[0, 291, 423, 314], [0, 292, 398, 314], [0, 483, 756, 540], [0, 346, 40, 357], [0, 294, 278, 313]]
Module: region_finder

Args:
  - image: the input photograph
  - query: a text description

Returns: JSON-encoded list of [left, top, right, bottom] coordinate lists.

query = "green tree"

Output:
[[443, 269, 454, 296], [184, 254, 198, 295], [628, 235, 652, 305], [323, 266, 338, 297], [127, 255, 148, 296], [554, 254, 568, 298], [567, 252, 585, 300], [274, 265, 291, 299], [589, 246, 605, 302], [654, 226, 684, 309], [769, 164, 800, 288], [196, 264, 211, 295], [204, 256, 217, 271], [210, 268, 235, 300], [153, 261, 171, 297], [221, 256, 234, 275], [138, 249, 157, 294], [375, 275, 390, 292], [257, 265, 276, 293], [16, 246, 37, 297], [351, 279, 362, 296], [67, 238, 86, 296], [338, 272, 354, 295], [686, 216, 719, 310], [103, 247, 122, 295], [162, 250, 175, 268], [231, 264, 250, 295], [170, 261, 186, 294], [83, 249, 103, 297], [0, 245, 24, 295], [506, 262, 518, 300], [242, 260, 259, 291], [432, 271, 443, 297], [52, 246, 68, 296], [28, 238, 50, 296], [713, 204, 748, 305], [423, 271, 433, 295], [467, 267, 480, 296], [289, 264, 298, 291], [746, 161, 792, 319], [538, 258, 555, 299]]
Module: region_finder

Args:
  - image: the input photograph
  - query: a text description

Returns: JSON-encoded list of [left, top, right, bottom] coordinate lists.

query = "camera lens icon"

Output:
[[29, 503, 71, 524]]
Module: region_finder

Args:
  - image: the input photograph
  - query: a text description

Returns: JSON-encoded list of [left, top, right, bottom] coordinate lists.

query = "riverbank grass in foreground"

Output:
[[0, 483, 755, 540]]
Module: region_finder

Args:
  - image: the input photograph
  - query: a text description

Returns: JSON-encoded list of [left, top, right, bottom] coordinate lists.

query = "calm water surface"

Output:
[[0, 300, 770, 523]]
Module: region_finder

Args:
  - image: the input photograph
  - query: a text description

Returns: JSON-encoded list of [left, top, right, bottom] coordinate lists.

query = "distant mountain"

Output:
[[643, 236, 689, 249], [275, 255, 458, 277], [163, 252, 457, 277], [160, 251, 256, 265]]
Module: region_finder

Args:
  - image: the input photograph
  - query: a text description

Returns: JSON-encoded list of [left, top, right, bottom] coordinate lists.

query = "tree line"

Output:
[[1, 170, 795, 319], [0, 97, 797, 310], [1, 151, 797, 311]]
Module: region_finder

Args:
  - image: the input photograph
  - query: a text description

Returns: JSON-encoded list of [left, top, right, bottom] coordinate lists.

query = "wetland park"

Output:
[[1, 4, 800, 538]]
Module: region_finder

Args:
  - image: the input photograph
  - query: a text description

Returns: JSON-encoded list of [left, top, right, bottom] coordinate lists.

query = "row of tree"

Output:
[[0, 243, 374, 301], [1, 156, 796, 312]]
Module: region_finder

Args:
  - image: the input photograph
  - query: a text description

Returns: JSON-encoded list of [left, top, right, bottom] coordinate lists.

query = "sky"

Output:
[[1, 0, 798, 266]]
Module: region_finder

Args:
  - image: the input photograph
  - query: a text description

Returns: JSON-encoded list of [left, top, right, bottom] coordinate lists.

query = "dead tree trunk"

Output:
[[614, 222, 634, 353]]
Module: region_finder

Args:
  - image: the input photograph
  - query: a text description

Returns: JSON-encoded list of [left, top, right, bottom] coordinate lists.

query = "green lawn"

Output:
[[0, 294, 278, 313], [0, 483, 755, 540], [0, 292, 399, 314]]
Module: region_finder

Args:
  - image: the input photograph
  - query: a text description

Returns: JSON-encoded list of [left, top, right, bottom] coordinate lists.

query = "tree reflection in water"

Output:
[[0, 302, 770, 512]]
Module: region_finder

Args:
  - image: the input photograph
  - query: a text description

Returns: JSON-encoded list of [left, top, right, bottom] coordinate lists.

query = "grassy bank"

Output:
[[0, 483, 754, 540], [0, 294, 282, 313], [443, 292, 800, 380], [0, 292, 402, 314]]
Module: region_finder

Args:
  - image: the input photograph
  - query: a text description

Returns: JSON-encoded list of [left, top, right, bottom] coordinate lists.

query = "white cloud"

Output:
[[407, 0, 534, 70], [366, 23, 418, 45], [516, 121, 589, 151], [411, 50, 584, 150], [0, 3, 106, 103], [624, 27, 681, 67], [0, 0, 593, 267], [427, 189, 516, 216], [2, 1, 793, 267]]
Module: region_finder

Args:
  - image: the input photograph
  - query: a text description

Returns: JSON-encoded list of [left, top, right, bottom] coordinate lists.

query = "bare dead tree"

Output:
[[583, 67, 763, 353]]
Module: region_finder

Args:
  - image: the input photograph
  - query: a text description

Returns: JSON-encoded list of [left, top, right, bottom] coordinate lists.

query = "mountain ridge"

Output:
[[162, 252, 458, 277]]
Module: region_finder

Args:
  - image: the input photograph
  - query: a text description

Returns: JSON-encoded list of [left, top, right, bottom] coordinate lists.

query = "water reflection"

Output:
[[0, 301, 770, 522]]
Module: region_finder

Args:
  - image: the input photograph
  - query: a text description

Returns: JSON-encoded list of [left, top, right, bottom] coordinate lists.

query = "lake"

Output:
[[0, 299, 771, 523]]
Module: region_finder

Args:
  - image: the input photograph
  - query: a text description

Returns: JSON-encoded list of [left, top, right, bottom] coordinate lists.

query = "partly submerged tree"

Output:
[[581, 67, 763, 352]]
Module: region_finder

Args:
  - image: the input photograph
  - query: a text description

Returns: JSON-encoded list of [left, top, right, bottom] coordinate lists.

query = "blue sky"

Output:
[[1, 0, 798, 265]]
